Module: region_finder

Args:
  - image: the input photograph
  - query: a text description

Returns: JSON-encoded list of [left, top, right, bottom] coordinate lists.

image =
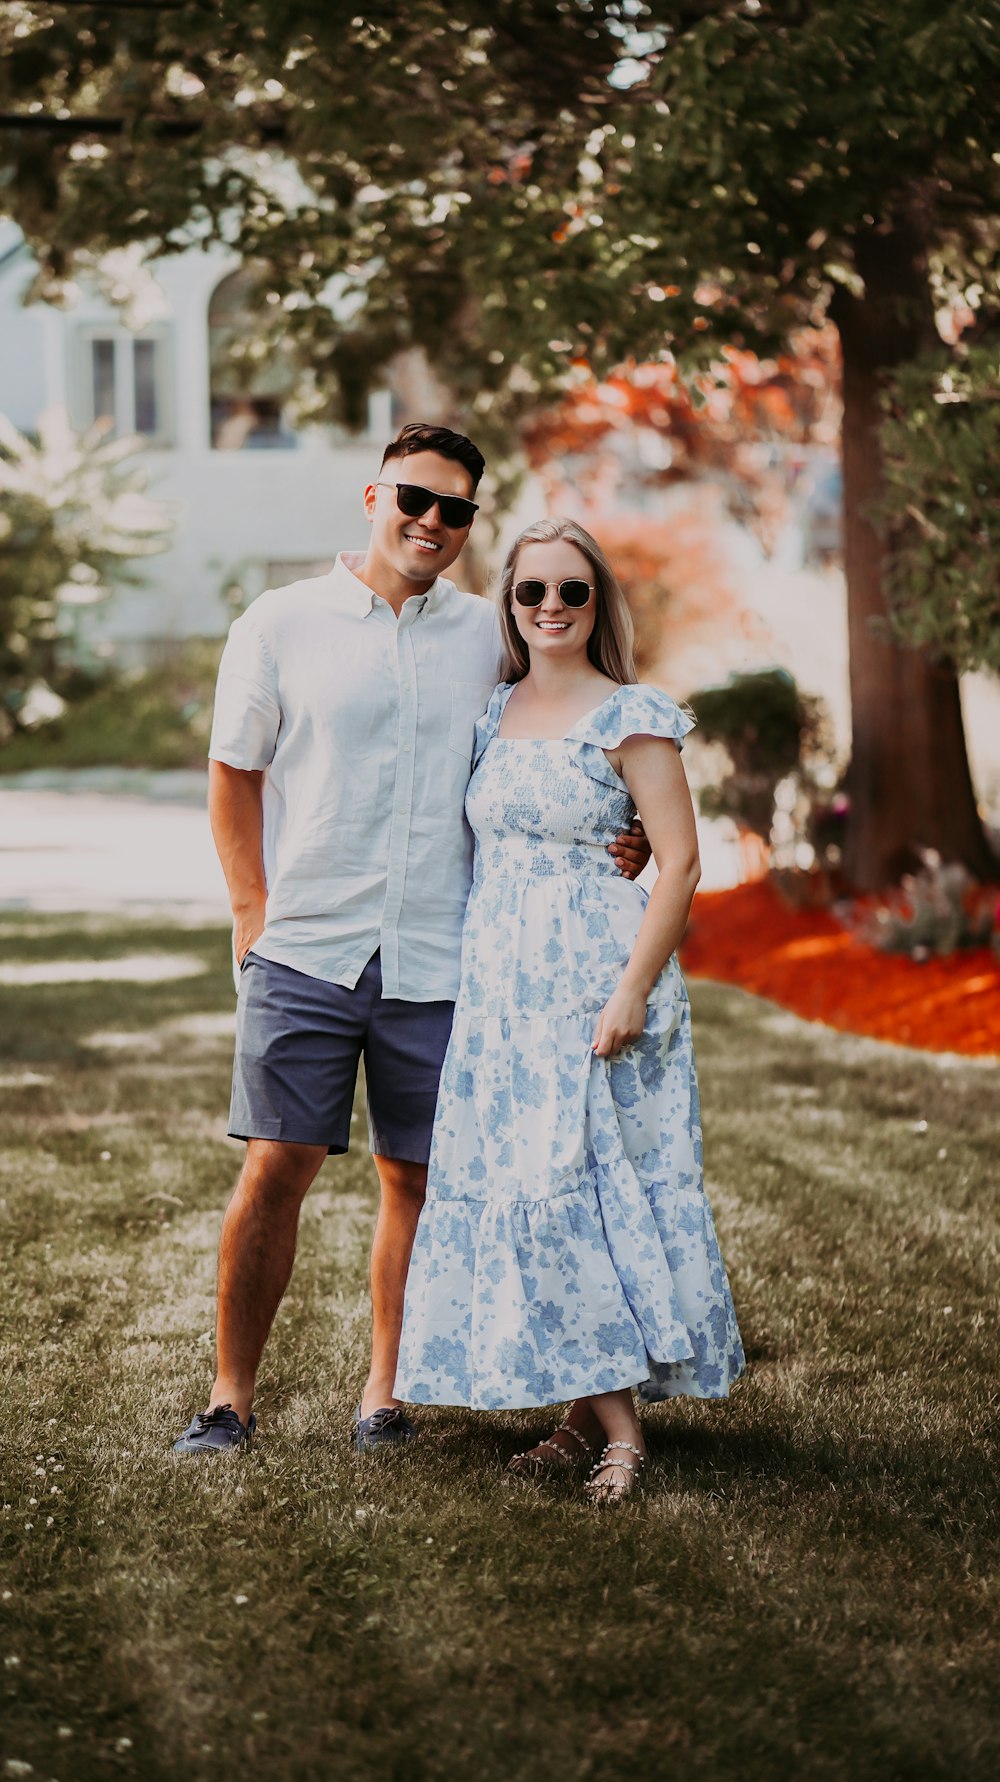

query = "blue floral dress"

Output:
[[395, 682, 745, 1411]]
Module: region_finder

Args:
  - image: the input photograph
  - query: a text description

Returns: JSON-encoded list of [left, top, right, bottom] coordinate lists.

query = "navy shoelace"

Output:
[[360, 1407, 404, 1431], [195, 1403, 242, 1432]]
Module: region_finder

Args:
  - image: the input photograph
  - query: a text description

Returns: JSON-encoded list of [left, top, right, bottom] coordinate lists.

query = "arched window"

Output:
[[208, 269, 299, 451]]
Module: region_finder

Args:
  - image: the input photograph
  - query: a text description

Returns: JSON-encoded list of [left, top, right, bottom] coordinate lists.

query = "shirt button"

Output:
[[403, 743, 411, 752]]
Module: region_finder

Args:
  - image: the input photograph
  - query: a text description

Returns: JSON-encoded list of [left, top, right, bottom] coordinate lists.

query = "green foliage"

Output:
[[689, 667, 833, 844], [0, 409, 173, 730], [876, 346, 1000, 674], [0, 639, 220, 772], [1, 1, 998, 675], [1, 3, 997, 415]]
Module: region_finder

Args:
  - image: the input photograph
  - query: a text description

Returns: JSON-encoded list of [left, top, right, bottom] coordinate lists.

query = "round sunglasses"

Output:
[[513, 578, 595, 608], [376, 479, 479, 530]]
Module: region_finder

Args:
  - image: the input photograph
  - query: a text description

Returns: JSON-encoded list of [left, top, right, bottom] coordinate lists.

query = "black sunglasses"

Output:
[[376, 480, 479, 530], [513, 578, 595, 608]]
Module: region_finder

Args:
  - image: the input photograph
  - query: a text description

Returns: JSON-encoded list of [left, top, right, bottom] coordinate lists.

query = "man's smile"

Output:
[[404, 533, 443, 554]]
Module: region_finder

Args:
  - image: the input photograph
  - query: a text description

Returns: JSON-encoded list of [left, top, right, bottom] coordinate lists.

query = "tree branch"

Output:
[[0, 112, 286, 140]]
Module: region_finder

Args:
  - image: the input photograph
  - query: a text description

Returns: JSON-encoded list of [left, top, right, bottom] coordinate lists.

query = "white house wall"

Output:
[[0, 233, 393, 658], [0, 243, 53, 426]]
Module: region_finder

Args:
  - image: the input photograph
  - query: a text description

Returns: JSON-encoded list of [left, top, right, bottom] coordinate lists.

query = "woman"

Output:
[[395, 519, 744, 1503]]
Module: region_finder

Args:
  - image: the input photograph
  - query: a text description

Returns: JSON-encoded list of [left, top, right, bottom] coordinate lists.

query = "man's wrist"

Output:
[[231, 891, 266, 918]]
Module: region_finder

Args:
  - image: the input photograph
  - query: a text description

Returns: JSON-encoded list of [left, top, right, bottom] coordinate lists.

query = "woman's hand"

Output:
[[592, 982, 649, 1057]]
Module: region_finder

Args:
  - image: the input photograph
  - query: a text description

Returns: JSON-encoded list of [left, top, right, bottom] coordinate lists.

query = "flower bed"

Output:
[[680, 879, 1000, 1056]]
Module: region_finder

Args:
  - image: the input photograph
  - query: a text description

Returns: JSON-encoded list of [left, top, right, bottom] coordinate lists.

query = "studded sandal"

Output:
[[506, 1421, 595, 1478], [583, 1440, 645, 1505]]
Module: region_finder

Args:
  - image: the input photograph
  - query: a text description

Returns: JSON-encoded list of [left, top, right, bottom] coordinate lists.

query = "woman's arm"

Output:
[[592, 735, 700, 1058]]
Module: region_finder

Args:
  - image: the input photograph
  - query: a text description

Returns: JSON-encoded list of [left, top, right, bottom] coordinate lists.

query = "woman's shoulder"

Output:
[[472, 681, 518, 763], [480, 680, 517, 721], [571, 682, 695, 749]]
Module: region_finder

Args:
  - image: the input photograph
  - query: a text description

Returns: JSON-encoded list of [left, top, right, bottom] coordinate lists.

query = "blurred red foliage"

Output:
[[681, 879, 1000, 1056], [523, 328, 841, 555], [585, 508, 752, 682]]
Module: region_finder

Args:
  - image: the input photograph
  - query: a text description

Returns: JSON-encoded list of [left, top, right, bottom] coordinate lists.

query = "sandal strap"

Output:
[[535, 1438, 577, 1468], [549, 1423, 593, 1456], [587, 1457, 642, 1479], [594, 1440, 645, 1463]]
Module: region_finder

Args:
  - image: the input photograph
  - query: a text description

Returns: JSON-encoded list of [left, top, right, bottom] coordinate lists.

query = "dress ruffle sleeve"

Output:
[[567, 684, 695, 790], [472, 681, 515, 768]]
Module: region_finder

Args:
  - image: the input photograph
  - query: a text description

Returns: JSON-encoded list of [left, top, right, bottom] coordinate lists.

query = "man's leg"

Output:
[[360, 977, 455, 1424], [360, 1155, 428, 1418], [209, 1137, 328, 1425]]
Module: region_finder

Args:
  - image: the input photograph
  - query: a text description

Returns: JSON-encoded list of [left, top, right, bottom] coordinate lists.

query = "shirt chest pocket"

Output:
[[448, 679, 496, 761]]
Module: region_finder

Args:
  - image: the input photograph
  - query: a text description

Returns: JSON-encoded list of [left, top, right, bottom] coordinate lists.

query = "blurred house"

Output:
[[0, 223, 398, 664]]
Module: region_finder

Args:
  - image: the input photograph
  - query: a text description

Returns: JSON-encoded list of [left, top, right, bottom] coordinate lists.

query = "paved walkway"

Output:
[[0, 775, 228, 919], [0, 770, 742, 919]]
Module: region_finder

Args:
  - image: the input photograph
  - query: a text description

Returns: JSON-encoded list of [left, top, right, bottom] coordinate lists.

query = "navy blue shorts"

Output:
[[229, 952, 455, 1163]]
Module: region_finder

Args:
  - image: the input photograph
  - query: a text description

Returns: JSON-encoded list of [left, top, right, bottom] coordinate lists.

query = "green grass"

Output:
[[1, 914, 998, 1782]]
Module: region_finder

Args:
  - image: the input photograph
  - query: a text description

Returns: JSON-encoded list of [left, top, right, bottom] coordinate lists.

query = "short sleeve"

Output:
[[570, 684, 694, 751], [567, 685, 694, 792], [472, 681, 515, 768], [208, 610, 281, 771]]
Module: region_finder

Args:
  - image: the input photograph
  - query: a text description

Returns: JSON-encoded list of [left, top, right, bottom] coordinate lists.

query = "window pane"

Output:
[[133, 338, 159, 435], [211, 395, 297, 450], [208, 268, 298, 449], [91, 338, 116, 427]]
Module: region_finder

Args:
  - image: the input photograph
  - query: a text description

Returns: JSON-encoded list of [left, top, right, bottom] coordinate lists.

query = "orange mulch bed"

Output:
[[680, 879, 1000, 1057]]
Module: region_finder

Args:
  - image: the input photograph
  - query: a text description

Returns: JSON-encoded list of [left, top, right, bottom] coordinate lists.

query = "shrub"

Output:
[[0, 407, 173, 735], [851, 852, 997, 962], [687, 667, 841, 874], [0, 640, 221, 774]]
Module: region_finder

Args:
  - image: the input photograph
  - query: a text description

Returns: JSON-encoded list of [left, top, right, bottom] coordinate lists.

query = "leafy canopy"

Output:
[[3, 3, 997, 384], [876, 346, 1000, 674], [1, 2, 998, 659]]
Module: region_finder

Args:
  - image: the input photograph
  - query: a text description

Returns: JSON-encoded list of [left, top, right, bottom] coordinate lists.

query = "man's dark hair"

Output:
[[380, 421, 485, 491]]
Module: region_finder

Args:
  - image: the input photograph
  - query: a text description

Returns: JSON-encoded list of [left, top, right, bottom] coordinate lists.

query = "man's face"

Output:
[[363, 450, 477, 586]]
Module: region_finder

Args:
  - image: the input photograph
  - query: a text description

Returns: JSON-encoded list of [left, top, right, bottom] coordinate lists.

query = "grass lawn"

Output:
[[1, 914, 998, 1782]]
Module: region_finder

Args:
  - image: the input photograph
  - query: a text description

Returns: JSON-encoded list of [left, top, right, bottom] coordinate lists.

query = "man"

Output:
[[173, 422, 647, 1455]]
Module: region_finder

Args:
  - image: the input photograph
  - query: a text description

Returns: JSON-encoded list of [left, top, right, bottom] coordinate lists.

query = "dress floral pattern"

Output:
[[395, 682, 745, 1411]]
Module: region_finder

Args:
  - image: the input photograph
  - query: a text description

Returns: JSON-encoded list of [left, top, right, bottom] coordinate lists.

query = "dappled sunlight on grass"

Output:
[[1, 916, 998, 1779], [0, 953, 209, 986], [84, 1009, 236, 1055]]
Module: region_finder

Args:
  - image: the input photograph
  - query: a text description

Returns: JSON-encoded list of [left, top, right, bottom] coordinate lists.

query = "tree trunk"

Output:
[[830, 223, 995, 890]]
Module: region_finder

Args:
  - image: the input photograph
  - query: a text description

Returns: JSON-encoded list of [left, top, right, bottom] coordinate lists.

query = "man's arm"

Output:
[[209, 760, 267, 964], [609, 817, 651, 881]]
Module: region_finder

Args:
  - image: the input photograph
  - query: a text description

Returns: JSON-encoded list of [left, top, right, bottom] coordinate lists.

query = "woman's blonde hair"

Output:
[[495, 517, 637, 685]]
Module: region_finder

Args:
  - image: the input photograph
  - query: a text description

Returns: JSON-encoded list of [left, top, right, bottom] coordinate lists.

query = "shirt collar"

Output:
[[334, 551, 450, 618]]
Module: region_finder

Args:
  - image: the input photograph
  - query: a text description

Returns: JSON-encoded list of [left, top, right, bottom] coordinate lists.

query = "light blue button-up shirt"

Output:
[[209, 552, 502, 1000]]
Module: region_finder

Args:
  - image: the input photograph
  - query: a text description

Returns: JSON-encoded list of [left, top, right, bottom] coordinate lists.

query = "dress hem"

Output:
[[399, 1368, 743, 1411]]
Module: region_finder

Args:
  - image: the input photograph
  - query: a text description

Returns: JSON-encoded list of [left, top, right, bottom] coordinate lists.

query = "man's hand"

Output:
[[608, 819, 651, 880], [233, 898, 266, 967], [209, 761, 267, 967]]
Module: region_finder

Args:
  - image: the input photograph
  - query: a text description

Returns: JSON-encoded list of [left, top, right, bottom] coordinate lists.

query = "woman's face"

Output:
[[509, 538, 598, 667]]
